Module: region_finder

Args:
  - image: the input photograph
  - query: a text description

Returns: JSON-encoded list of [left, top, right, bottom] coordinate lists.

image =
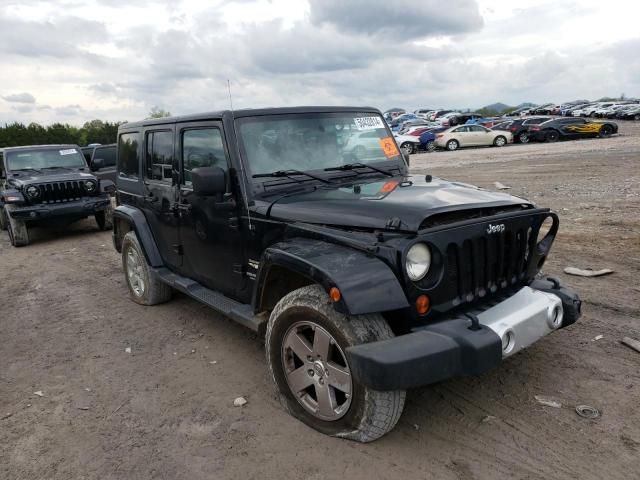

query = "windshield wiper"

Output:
[[252, 170, 330, 184], [42, 166, 73, 170], [324, 162, 394, 177]]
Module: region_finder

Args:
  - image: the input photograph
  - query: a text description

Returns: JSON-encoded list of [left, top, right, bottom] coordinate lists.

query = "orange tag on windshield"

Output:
[[379, 137, 400, 158]]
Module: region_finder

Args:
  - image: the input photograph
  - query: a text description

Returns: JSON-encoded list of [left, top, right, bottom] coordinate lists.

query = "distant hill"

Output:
[[516, 102, 537, 109], [482, 102, 511, 113]]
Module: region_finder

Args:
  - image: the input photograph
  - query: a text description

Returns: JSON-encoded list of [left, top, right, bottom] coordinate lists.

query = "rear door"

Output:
[[141, 126, 182, 269], [177, 121, 246, 297]]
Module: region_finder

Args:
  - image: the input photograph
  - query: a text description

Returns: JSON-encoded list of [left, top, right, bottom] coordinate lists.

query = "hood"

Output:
[[257, 175, 532, 232], [8, 169, 96, 188]]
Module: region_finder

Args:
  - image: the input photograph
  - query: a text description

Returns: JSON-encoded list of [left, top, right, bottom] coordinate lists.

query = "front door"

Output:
[[141, 127, 182, 269], [177, 122, 246, 298]]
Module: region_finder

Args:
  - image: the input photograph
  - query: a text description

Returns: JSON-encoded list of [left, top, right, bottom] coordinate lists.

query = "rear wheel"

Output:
[[634, 114, 640, 121], [545, 130, 560, 142], [265, 285, 406, 443], [518, 132, 529, 143], [400, 142, 415, 155], [121, 231, 172, 305], [599, 124, 613, 137], [446, 139, 459, 151], [425, 141, 436, 152], [493, 135, 507, 147]]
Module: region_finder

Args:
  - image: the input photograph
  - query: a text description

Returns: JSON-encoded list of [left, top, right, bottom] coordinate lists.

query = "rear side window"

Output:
[[118, 132, 140, 179], [93, 146, 116, 167], [145, 130, 174, 182]]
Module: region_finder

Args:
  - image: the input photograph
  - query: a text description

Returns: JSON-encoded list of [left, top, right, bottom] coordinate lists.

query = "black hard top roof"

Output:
[[120, 106, 380, 129], [1, 144, 80, 153]]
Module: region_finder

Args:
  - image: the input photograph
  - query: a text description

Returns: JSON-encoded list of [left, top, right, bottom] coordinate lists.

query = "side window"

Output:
[[145, 130, 174, 182], [118, 132, 140, 179], [97, 146, 117, 167], [181, 128, 227, 186], [453, 126, 468, 133]]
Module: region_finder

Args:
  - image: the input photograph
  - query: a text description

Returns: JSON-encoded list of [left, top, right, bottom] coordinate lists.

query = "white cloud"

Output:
[[0, 0, 638, 125]]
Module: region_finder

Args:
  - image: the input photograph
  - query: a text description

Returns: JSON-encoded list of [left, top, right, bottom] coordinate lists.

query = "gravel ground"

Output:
[[1, 121, 639, 480]]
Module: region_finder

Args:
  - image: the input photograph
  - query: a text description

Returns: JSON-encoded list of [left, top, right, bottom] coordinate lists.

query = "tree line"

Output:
[[0, 108, 173, 149], [0, 120, 122, 149]]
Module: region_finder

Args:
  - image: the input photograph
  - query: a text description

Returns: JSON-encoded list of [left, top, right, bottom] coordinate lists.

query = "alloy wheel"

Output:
[[126, 247, 146, 297], [281, 321, 353, 421]]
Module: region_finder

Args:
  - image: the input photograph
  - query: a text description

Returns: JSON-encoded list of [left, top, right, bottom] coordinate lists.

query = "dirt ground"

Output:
[[1, 122, 639, 480]]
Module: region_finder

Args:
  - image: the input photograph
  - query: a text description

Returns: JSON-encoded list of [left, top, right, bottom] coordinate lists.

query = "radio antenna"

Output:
[[227, 79, 234, 110], [227, 79, 253, 231]]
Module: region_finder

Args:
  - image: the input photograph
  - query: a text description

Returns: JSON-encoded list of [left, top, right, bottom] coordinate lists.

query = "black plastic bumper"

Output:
[[346, 281, 582, 391], [346, 319, 502, 391], [8, 197, 110, 221]]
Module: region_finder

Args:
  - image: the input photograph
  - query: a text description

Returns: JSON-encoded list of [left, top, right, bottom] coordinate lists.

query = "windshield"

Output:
[[237, 112, 402, 177], [6, 147, 86, 171]]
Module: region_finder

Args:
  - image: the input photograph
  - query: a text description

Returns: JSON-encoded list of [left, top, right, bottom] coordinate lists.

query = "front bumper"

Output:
[[346, 280, 581, 391], [7, 196, 110, 221]]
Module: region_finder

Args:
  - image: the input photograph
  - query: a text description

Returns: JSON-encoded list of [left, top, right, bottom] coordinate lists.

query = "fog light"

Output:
[[502, 330, 515, 354], [415, 295, 430, 315], [547, 304, 563, 329]]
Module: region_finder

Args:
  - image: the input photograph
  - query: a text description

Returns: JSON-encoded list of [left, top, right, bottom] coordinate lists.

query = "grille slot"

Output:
[[32, 181, 88, 204], [443, 227, 528, 304]]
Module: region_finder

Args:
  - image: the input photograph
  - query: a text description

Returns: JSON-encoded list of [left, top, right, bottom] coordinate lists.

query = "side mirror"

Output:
[[192, 166, 226, 197], [91, 158, 105, 171]]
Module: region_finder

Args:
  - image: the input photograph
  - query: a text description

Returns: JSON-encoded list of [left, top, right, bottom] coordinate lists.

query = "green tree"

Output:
[[147, 106, 172, 119]]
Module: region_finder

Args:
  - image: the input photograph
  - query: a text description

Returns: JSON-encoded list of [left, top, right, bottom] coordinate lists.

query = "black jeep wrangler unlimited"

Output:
[[112, 107, 581, 442], [0, 145, 114, 246]]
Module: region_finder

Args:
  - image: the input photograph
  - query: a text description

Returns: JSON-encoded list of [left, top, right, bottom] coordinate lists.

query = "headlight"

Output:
[[84, 180, 97, 193], [406, 243, 431, 281], [26, 185, 40, 198]]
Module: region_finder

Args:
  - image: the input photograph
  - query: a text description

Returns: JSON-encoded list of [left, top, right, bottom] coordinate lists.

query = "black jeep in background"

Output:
[[81, 143, 117, 186], [111, 107, 581, 442], [0, 144, 114, 246]]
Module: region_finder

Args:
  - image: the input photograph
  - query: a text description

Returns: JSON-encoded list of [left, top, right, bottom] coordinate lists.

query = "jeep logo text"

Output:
[[486, 223, 505, 234]]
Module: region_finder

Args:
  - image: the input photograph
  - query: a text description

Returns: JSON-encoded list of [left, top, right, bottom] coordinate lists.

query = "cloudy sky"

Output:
[[1, 0, 639, 125]]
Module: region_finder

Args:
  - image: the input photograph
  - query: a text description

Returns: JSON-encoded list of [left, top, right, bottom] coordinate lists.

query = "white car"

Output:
[[434, 125, 513, 151], [394, 134, 421, 155]]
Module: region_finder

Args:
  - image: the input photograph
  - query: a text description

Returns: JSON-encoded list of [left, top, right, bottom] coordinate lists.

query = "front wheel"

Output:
[[5, 206, 29, 247], [493, 135, 507, 147], [400, 142, 414, 155], [446, 139, 459, 151], [518, 132, 529, 143], [265, 285, 406, 443], [425, 141, 436, 152], [95, 204, 114, 231], [599, 124, 613, 137], [121, 231, 172, 305]]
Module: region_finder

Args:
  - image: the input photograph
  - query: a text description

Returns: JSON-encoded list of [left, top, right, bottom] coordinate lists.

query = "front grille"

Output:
[[30, 181, 89, 204], [443, 227, 531, 305]]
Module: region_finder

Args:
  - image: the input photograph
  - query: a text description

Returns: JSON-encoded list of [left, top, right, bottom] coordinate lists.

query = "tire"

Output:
[[95, 204, 114, 231], [0, 206, 7, 231], [121, 231, 172, 305], [425, 141, 436, 152], [352, 145, 367, 160], [5, 205, 29, 247], [265, 285, 406, 443], [545, 130, 560, 142], [599, 124, 613, 137], [634, 114, 640, 121], [446, 139, 459, 151], [518, 132, 529, 143], [400, 142, 414, 155], [493, 135, 507, 147]]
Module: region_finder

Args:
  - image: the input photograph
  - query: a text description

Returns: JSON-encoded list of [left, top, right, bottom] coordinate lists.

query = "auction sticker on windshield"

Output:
[[354, 116, 385, 130], [379, 137, 400, 158], [59, 149, 78, 155]]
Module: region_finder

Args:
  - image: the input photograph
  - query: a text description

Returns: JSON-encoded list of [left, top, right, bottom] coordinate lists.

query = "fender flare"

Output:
[[254, 237, 409, 316], [112, 205, 163, 267]]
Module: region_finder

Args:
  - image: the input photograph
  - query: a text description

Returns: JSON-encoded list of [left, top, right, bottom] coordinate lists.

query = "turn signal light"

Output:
[[416, 295, 430, 315], [329, 287, 341, 303]]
